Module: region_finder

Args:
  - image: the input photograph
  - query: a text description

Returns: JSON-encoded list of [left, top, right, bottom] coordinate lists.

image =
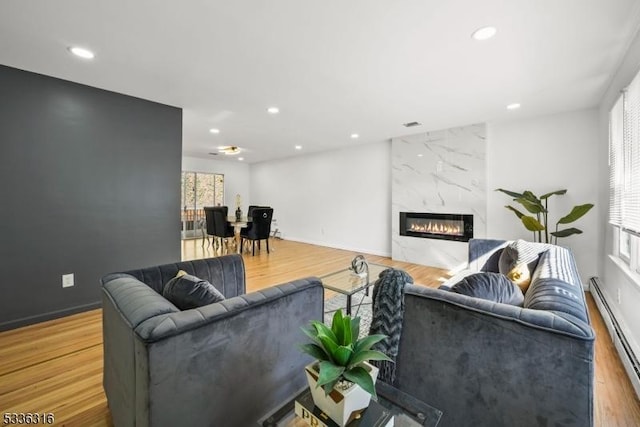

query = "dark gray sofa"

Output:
[[101, 254, 323, 427], [394, 239, 595, 427]]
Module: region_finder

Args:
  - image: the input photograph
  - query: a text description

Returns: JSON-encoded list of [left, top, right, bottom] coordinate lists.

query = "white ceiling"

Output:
[[1, 0, 639, 163]]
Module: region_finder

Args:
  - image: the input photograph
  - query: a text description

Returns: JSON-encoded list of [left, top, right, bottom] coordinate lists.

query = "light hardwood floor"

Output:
[[0, 239, 639, 426]]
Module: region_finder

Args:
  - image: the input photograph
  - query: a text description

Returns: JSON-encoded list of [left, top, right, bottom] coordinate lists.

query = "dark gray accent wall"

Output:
[[0, 65, 182, 331]]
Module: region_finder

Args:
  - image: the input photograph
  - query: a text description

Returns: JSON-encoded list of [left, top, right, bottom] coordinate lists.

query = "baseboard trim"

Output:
[[0, 301, 102, 332], [283, 237, 391, 258], [590, 277, 640, 398]]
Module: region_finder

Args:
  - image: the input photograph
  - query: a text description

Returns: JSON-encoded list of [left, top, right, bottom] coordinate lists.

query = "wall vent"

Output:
[[403, 121, 421, 127]]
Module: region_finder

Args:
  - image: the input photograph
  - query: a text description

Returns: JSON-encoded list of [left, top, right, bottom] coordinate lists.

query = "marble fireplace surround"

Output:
[[391, 123, 487, 270]]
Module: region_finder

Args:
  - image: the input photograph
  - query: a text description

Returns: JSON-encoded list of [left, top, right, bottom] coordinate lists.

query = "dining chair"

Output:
[[240, 207, 274, 256], [209, 206, 235, 253]]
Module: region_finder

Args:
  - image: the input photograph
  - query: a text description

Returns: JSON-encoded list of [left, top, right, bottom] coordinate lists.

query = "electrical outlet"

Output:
[[62, 273, 74, 288], [617, 288, 621, 304]]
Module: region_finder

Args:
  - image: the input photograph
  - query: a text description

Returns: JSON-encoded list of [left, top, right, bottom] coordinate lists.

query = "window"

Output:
[[619, 228, 631, 262], [181, 172, 224, 238], [609, 65, 640, 272]]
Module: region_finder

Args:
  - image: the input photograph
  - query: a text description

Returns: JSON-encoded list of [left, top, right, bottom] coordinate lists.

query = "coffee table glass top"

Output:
[[257, 381, 442, 426], [320, 263, 390, 296]]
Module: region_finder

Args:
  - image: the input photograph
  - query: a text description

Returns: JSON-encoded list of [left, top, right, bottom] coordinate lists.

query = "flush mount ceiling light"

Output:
[[68, 46, 95, 59], [218, 146, 242, 155], [209, 128, 220, 134], [267, 107, 280, 114], [506, 103, 521, 110], [295, 145, 302, 150], [471, 26, 497, 41], [350, 134, 359, 139]]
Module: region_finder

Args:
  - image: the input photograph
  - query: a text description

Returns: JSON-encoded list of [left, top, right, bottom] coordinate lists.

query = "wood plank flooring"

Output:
[[0, 239, 638, 426]]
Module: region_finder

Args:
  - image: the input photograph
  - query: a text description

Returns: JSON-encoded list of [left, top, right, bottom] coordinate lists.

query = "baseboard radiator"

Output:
[[590, 277, 640, 398]]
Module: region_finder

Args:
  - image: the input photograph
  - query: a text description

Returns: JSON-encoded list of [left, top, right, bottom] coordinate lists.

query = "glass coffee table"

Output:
[[257, 381, 442, 426], [320, 262, 390, 315]]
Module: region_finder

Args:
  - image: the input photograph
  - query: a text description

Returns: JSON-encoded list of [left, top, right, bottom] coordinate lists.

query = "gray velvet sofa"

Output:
[[101, 254, 323, 427], [394, 239, 595, 427]]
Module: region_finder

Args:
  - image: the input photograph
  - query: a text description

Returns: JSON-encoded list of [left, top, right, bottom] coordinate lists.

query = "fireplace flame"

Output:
[[409, 220, 462, 236]]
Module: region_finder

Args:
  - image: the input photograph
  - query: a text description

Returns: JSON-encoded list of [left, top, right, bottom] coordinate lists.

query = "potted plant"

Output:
[[496, 188, 593, 244], [299, 309, 392, 426]]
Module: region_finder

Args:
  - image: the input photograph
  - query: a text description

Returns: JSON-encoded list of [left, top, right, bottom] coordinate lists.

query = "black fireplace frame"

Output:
[[399, 212, 474, 242]]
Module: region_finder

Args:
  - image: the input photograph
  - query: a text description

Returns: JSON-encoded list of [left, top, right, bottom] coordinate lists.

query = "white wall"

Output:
[[597, 27, 640, 360], [249, 142, 391, 255], [391, 124, 487, 270], [487, 109, 600, 284], [182, 156, 250, 209]]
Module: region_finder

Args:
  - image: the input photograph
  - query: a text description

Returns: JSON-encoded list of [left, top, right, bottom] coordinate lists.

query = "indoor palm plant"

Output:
[[299, 309, 391, 426], [496, 188, 593, 244]]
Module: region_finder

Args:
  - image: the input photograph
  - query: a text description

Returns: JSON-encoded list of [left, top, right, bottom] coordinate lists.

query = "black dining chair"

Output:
[[240, 207, 273, 256], [206, 206, 235, 253], [203, 206, 216, 248]]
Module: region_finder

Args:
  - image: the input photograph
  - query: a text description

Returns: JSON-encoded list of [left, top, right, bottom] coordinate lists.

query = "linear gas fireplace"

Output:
[[399, 212, 473, 242]]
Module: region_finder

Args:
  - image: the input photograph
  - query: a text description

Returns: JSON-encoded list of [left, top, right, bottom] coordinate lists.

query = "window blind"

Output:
[[609, 95, 624, 227], [625, 72, 640, 233]]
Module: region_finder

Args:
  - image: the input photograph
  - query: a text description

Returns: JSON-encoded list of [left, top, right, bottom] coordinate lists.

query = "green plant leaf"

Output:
[[316, 361, 344, 388], [312, 321, 338, 344], [495, 188, 524, 199], [557, 204, 594, 224], [353, 334, 386, 353], [331, 310, 345, 345], [299, 343, 330, 361], [551, 228, 583, 238], [343, 366, 377, 398], [342, 317, 352, 346], [521, 190, 540, 201], [321, 378, 341, 395], [348, 350, 392, 368], [350, 316, 360, 342], [317, 334, 339, 362], [540, 189, 567, 199], [521, 215, 545, 232], [516, 196, 545, 214], [334, 345, 354, 366], [300, 326, 321, 345], [505, 205, 525, 219]]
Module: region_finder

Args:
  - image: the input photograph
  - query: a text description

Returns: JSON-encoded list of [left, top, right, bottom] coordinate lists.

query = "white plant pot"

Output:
[[304, 361, 379, 427]]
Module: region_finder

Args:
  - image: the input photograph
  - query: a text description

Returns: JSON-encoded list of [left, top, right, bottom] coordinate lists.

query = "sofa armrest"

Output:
[[102, 276, 179, 329]]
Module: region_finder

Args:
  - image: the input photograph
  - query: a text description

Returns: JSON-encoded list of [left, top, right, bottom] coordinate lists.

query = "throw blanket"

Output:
[[368, 268, 413, 384]]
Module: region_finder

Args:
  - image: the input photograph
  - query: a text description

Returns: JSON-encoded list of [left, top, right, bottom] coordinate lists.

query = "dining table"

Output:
[[227, 216, 252, 253]]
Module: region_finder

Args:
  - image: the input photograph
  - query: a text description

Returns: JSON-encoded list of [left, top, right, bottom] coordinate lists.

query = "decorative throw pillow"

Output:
[[163, 270, 225, 310], [498, 239, 541, 293], [450, 272, 524, 306]]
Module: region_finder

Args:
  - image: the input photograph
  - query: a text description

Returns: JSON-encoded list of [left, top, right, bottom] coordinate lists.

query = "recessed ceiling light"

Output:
[[209, 128, 220, 134], [471, 26, 497, 41], [506, 103, 521, 110], [238, 157, 244, 161], [267, 107, 280, 114], [417, 154, 424, 157], [351, 134, 359, 139], [68, 46, 95, 59], [295, 145, 302, 150]]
